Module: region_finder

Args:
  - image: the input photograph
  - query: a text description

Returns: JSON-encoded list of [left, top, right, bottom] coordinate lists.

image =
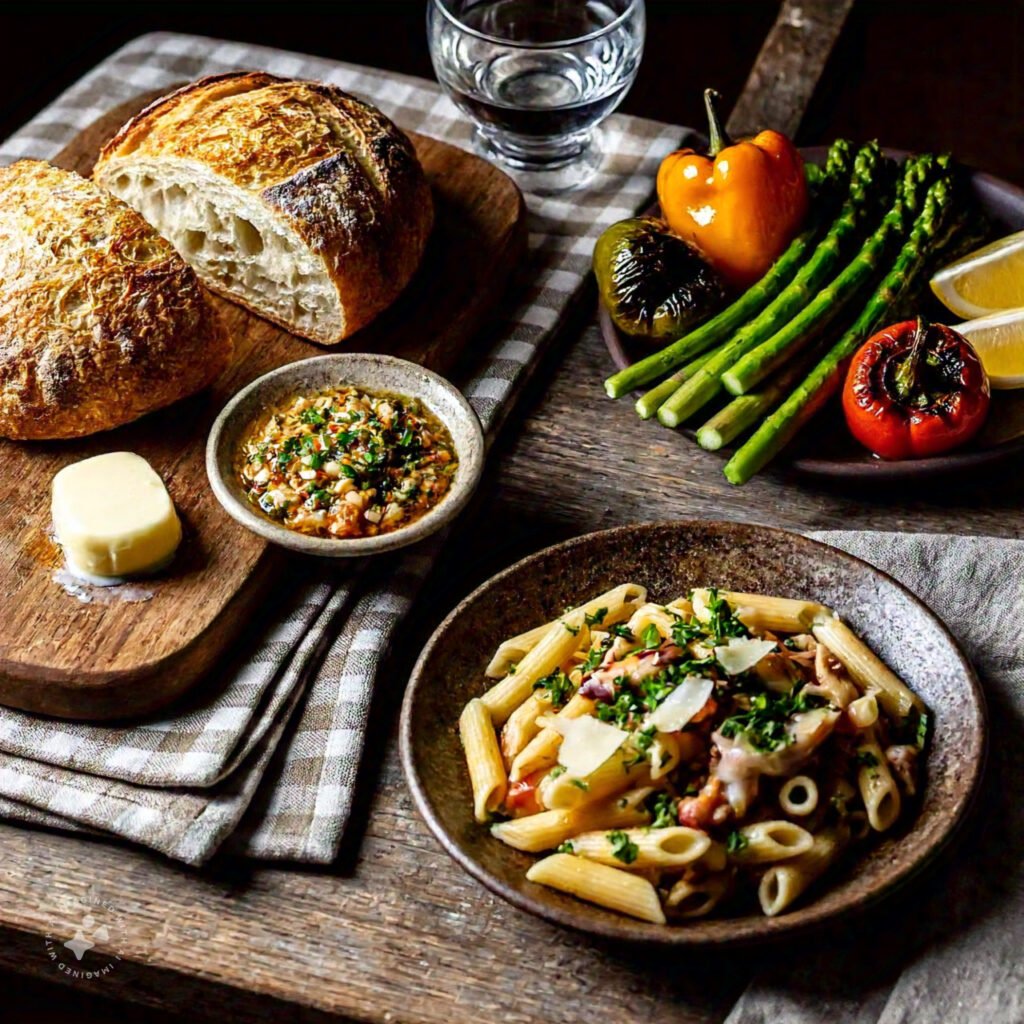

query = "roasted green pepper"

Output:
[[594, 217, 727, 343]]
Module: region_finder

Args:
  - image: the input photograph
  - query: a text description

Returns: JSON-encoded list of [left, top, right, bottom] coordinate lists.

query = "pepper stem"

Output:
[[704, 88, 732, 156], [894, 317, 928, 401]]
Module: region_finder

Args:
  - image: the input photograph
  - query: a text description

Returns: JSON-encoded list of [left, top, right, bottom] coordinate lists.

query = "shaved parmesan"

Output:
[[543, 715, 628, 778], [645, 675, 715, 732], [714, 636, 777, 676]]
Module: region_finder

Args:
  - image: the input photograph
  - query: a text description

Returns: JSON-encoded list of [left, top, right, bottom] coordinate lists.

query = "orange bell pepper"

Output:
[[657, 89, 809, 289]]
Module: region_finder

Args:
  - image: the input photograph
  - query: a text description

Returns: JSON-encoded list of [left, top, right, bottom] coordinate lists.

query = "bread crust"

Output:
[[95, 72, 434, 343], [0, 160, 230, 440]]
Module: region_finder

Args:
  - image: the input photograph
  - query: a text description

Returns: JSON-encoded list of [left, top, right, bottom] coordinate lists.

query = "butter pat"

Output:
[[52, 452, 181, 579]]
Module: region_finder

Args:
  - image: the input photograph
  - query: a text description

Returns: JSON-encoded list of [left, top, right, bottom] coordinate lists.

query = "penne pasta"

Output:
[[812, 616, 923, 719], [624, 603, 681, 641], [697, 840, 728, 873], [666, 870, 733, 918], [758, 826, 849, 917], [509, 692, 595, 782], [463, 580, 929, 926], [729, 820, 814, 865], [480, 610, 589, 725], [856, 730, 901, 831], [484, 583, 647, 677], [648, 731, 682, 781], [779, 775, 819, 817], [538, 739, 650, 810], [501, 682, 573, 766], [459, 699, 507, 823], [804, 641, 859, 709], [526, 853, 666, 924], [569, 826, 711, 870], [692, 588, 828, 634], [491, 795, 651, 853]]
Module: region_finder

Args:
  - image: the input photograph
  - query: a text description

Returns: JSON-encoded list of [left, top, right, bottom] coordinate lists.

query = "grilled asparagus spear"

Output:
[[656, 143, 889, 428], [723, 178, 955, 485], [721, 155, 946, 395]]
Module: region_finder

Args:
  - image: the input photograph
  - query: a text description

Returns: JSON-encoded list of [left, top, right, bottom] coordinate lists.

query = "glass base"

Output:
[[471, 128, 604, 195]]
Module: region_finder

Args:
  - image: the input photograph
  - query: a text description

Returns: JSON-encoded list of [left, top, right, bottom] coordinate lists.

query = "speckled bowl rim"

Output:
[[206, 354, 485, 558], [400, 520, 988, 947]]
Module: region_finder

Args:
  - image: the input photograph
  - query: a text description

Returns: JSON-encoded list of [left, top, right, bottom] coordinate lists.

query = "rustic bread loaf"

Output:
[[0, 160, 230, 441], [94, 72, 434, 345]]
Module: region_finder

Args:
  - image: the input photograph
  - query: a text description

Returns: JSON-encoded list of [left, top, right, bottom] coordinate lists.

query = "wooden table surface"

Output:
[[0, 3, 1021, 1022]]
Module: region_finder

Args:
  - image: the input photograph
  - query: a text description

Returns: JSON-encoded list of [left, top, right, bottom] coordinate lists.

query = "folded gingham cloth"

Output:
[[0, 32, 685, 864]]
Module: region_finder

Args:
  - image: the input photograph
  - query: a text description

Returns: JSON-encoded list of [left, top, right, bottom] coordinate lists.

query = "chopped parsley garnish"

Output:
[[607, 830, 639, 865], [580, 637, 614, 673], [585, 607, 609, 627], [569, 779, 589, 791], [645, 791, 679, 829], [700, 587, 749, 641], [638, 672, 675, 712], [915, 711, 929, 750], [893, 708, 930, 750], [305, 487, 333, 509], [855, 750, 879, 768], [640, 623, 662, 650], [299, 406, 327, 427], [548, 766, 566, 779], [556, 840, 576, 854], [563, 621, 581, 637], [595, 687, 641, 728], [609, 624, 635, 640], [624, 725, 656, 768], [726, 830, 749, 854], [719, 688, 824, 752], [670, 617, 704, 647], [532, 669, 574, 708]]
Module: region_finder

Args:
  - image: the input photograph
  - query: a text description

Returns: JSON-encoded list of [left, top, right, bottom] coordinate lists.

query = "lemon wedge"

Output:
[[954, 307, 1024, 388], [931, 230, 1024, 318]]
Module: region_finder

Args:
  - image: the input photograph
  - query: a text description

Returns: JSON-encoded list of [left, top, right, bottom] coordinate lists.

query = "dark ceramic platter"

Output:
[[600, 148, 1024, 481], [400, 521, 986, 946]]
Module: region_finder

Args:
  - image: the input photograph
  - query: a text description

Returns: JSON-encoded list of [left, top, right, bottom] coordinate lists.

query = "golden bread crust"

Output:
[[0, 160, 230, 440], [95, 72, 433, 342]]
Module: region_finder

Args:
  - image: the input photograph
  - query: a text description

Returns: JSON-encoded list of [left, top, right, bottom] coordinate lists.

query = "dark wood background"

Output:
[[0, 2, 1021, 1021], [1, 1, 1022, 184]]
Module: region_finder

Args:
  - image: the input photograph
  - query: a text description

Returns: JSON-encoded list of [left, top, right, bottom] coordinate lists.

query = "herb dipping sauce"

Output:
[[238, 385, 458, 539]]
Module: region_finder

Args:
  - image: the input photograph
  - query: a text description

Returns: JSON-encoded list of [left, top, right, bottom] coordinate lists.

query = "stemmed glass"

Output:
[[428, 0, 646, 194]]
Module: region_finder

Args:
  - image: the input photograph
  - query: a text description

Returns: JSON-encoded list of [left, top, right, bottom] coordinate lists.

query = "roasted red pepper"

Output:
[[842, 318, 991, 460]]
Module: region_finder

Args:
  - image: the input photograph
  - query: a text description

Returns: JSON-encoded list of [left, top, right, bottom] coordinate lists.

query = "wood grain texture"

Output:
[[727, 0, 856, 138], [0, 90, 525, 721]]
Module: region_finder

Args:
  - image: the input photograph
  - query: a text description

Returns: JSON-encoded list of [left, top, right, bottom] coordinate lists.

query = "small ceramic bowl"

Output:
[[206, 354, 485, 557]]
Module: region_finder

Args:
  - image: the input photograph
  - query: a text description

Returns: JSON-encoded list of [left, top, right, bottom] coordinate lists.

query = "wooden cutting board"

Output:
[[0, 90, 526, 720]]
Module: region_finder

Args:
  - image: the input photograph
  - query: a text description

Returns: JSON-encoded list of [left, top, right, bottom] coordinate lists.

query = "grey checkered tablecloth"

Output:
[[0, 32, 685, 864]]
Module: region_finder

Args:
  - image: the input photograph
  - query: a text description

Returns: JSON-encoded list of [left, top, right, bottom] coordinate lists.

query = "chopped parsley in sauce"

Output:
[[238, 385, 457, 539]]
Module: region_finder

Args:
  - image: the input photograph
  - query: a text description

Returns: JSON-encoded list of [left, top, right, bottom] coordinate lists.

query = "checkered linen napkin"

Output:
[[726, 531, 1024, 1024], [0, 33, 684, 864]]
